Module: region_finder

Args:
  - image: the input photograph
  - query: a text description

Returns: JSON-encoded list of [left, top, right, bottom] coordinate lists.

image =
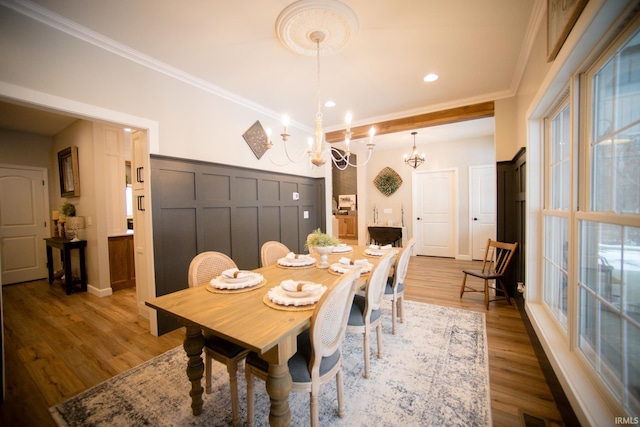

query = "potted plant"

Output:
[[305, 228, 340, 268]]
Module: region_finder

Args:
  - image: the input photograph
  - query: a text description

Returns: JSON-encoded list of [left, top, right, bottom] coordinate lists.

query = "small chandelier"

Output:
[[264, 0, 375, 170], [404, 131, 425, 169]]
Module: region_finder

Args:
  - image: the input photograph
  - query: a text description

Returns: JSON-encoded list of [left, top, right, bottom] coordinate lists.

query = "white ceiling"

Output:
[[0, 0, 540, 147]]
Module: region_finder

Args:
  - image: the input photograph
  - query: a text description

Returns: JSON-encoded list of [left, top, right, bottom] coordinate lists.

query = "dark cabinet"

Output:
[[108, 234, 136, 291], [497, 147, 526, 296]]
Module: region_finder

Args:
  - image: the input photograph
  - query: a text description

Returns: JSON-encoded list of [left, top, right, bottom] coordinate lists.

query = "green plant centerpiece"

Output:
[[306, 228, 340, 269]]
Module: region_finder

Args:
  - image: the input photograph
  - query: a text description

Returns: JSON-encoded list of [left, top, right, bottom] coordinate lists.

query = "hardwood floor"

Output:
[[1, 256, 565, 427]]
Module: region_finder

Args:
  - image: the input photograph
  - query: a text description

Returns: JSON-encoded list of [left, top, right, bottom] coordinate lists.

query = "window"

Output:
[[542, 21, 640, 415], [579, 27, 640, 412], [543, 102, 571, 328]]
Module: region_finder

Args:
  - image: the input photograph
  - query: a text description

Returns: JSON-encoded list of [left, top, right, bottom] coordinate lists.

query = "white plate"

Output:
[[221, 269, 254, 283], [282, 281, 323, 298]]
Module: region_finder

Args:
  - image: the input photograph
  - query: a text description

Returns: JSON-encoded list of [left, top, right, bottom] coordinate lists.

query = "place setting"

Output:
[[329, 256, 373, 276], [206, 268, 266, 293], [331, 243, 353, 253], [276, 252, 317, 268], [364, 243, 393, 257], [263, 279, 327, 311]]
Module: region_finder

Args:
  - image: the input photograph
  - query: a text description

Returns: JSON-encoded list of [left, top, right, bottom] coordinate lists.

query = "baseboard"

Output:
[[515, 296, 580, 427], [87, 284, 113, 297]]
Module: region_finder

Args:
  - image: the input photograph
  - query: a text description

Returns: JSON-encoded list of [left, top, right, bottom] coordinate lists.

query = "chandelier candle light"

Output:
[[404, 131, 425, 169], [265, 0, 376, 170]]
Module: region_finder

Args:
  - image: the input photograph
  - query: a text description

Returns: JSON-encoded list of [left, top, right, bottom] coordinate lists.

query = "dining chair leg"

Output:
[[227, 361, 240, 427], [310, 388, 320, 427], [205, 353, 212, 394], [459, 272, 468, 298], [398, 295, 404, 324], [391, 297, 398, 334], [375, 323, 383, 358], [498, 279, 512, 305], [245, 369, 255, 427], [336, 368, 345, 418], [363, 330, 371, 379], [484, 279, 490, 310]]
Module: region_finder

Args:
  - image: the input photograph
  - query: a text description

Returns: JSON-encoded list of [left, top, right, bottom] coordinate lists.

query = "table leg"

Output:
[[79, 246, 87, 291], [265, 362, 292, 427], [63, 247, 72, 295], [46, 245, 54, 284], [183, 325, 205, 416]]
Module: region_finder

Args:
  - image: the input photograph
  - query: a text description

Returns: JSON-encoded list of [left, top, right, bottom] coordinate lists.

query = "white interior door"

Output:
[[0, 166, 48, 284], [470, 165, 496, 260], [414, 169, 457, 257]]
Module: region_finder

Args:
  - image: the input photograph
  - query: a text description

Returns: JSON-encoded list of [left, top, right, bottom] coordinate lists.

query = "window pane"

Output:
[[614, 123, 640, 214], [544, 216, 568, 327], [627, 320, 640, 413], [623, 226, 640, 324], [579, 220, 640, 408], [592, 31, 640, 213], [550, 104, 570, 210]]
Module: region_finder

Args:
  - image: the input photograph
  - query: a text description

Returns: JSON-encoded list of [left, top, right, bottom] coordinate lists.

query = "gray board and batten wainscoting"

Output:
[[151, 155, 326, 334]]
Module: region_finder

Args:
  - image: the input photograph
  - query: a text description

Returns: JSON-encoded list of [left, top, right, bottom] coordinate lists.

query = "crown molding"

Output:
[[0, 0, 314, 132]]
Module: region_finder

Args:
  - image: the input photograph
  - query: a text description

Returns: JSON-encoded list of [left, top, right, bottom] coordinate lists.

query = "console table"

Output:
[[45, 237, 87, 295], [367, 225, 407, 247]]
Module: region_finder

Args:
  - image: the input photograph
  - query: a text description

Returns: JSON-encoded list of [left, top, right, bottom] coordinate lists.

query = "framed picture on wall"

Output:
[[547, 0, 588, 61], [58, 146, 80, 197]]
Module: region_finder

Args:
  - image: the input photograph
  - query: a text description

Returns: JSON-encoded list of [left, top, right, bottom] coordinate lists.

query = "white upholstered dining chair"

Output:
[[187, 251, 249, 427], [260, 241, 290, 267], [244, 269, 361, 427], [383, 237, 416, 334], [346, 249, 396, 378]]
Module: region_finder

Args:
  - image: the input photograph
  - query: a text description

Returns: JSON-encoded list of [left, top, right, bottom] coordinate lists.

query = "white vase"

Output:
[[312, 246, 334, 269]]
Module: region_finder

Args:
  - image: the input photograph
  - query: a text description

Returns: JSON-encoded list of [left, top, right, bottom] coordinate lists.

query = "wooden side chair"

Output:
[[346, 250, 396, 378], [187, 251, 250, 426], [384, 237, 416, 334], [459, 239, 518, 310], [244, 270, 361, 427], [260, 241, 290, 267]]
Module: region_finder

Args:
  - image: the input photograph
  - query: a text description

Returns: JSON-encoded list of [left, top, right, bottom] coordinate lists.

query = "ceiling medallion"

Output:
[[276, 0, 359, 56]]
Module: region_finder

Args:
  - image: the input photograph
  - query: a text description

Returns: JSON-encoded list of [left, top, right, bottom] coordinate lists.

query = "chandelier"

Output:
[[404, 131, 425, 169], [264, 0, 375, 170]]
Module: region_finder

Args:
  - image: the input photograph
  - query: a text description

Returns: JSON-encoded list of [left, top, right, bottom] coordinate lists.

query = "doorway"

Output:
[[0, 165, 48, 284], [413, 169, 457, 257], [470, 165, 496, 260]]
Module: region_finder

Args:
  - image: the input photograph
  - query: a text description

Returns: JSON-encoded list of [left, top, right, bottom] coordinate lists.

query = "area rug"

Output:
[[49, 301, 491, 427]]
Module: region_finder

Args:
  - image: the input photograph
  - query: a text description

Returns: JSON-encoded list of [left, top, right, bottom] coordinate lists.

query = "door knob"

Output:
[[417, 217, 422, 220], [473, 217, 478, 221]]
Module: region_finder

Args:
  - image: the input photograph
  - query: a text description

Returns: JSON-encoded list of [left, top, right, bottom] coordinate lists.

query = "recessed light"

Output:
[[324, 100, 336, 108], [423, 73, 439, 82]]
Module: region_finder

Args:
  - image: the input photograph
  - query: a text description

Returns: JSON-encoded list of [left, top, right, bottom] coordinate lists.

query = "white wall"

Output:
[[0, 6, 322, 179], [362, 134, 494, 257]]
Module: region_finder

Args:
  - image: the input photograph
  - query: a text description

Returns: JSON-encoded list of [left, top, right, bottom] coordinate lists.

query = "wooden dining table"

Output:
[[145, 245, 387, 426]]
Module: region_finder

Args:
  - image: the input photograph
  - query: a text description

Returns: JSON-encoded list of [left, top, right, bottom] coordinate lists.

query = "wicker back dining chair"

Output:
[[459, 239, 518, 310], [346, 249, 396, 379], [383, 237, 416, 334], [187, 251, 250, 426], [244, 270, 361, 427], [260, 241, 290, 267]]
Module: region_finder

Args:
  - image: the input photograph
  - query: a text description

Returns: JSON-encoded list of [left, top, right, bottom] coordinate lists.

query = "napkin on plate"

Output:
[[339, 257, 368, 266], [368, 244, 392, 250], [285, 252, 309, 260], [222, 268, 252, 279], [280, 280, 321, 293]]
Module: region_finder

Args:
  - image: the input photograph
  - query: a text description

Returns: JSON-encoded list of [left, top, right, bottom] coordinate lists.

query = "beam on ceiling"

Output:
[[325, 101, 495, 143]]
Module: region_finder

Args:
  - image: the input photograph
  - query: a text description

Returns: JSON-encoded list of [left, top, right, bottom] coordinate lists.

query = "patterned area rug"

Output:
[[49, 301, 491, 427]]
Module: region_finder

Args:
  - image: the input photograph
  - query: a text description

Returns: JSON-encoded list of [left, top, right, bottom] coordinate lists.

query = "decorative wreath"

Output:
[[374, 167, 403, 196]]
